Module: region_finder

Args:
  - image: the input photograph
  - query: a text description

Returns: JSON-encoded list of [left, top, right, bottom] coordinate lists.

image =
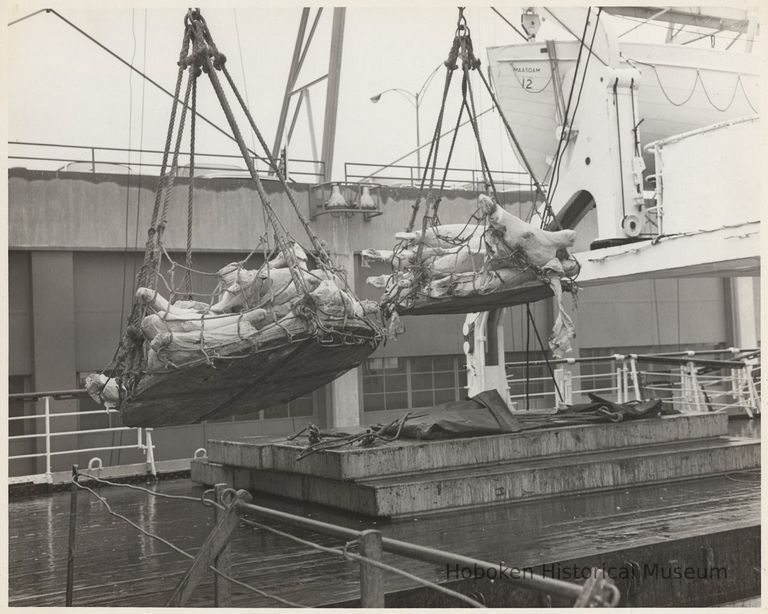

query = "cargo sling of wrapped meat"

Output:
[[83, 9, 384, 427], [366, 194, 578, 356]]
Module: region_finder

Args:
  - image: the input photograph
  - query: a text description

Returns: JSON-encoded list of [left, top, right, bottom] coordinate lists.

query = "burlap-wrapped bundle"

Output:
[[366, 194, 578, 357]]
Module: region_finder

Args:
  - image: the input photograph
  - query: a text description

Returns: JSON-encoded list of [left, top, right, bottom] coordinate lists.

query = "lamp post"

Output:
[[370, 64, 443, 175]]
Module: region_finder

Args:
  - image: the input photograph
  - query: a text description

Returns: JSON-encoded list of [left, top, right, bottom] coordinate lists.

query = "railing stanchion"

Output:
[[680, 365, 689, 411], [688, 361, 703, 412], [615, 368, 623, 403], [358, 529, 385, 608], [65, 464, 79, 606], [44, 396, 52, 483], [213, 483, 232, 607], [731, 367, 741, 405], [145, 428, 157, 477], [622, 362, 629, 405], [629, 356, 641, 400], [743, 364, 758, 418], [553, 368, 571, 407]]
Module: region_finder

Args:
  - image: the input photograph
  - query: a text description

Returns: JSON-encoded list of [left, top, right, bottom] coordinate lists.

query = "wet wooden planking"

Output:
[[9, 473, 760, 607]]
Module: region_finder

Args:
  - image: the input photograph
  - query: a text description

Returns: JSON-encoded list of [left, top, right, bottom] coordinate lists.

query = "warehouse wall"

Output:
[[8, 251, 33, 377], [8, 168, 533, 253]]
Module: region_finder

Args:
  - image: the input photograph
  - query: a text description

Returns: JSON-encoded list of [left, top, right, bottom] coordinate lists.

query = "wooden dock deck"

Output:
[[9, 468, 760, 607]]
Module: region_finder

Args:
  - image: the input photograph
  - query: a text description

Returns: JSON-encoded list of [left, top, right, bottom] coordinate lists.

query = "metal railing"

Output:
[[8, 141, 325, 182], [506, 348, 761, 415], [8, 389, 156, 484], [232, 494, 619, 607], [344, 161, 535, 192], [64, 476, 619, 607]]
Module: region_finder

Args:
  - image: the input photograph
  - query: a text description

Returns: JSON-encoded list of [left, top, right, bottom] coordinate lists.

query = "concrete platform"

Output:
[[192, 413, 759, 517], [204, 413, 727, 479]]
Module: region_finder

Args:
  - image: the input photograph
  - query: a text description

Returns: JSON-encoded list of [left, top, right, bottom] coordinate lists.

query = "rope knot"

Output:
[[359, 431, 377, 447], [211, 50, 227, 70], [445, 36, 460, 70], [307, 424, 321, 445], [342, 539, 359, 560]]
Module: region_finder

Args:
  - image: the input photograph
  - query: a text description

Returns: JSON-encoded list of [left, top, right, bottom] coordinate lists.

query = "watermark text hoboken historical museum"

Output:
[[445, 562, 727, 582]]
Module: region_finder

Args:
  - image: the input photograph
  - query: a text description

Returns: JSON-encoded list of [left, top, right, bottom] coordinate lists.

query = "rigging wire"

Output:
[[526, 304, 563, 402], [534, 8, 592, 227], [130, 9, 149, 301], [72, 480, 306, 607], [7, 8, 266, 161], [490, 7, 528, 42], [543, 8, 602, 223], [114, 7, 139, 468], [120, 8, 139, 336], [232, 8, 257, 154], [239, 517, 486, 608], [542, 7, 608, 67]]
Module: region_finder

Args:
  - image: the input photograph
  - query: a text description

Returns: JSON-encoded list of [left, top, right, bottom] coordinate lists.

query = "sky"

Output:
[[4, 2, 762, 182]]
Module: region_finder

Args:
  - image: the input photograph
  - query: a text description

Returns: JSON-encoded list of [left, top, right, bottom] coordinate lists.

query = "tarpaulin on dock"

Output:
[[396, 390, 523, 440], [394, 393, 670, 440]]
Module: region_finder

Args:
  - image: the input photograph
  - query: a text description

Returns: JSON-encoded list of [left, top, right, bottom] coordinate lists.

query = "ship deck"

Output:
[[8, 420, 760, 608]]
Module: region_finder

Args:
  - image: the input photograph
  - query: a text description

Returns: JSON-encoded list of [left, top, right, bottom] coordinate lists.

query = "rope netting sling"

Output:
[[89, 9, 383, 425], [363, 8, 579, 355]]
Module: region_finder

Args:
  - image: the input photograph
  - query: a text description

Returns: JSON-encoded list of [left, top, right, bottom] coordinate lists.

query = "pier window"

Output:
[[363, 355, 465, 412], [263, 394, 315, 419]]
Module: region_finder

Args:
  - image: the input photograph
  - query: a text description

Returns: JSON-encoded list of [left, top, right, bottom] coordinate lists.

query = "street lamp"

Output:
[[370, 64, 443, 175]]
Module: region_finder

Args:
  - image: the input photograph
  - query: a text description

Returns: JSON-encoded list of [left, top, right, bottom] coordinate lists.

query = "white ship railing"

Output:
[[506, 348, 760, 416], [8, 390, 156, 485]]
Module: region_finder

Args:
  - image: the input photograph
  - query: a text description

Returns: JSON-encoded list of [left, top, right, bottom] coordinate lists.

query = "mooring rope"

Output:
[[72, 480, 305, 607], [75, 472, 224, 509], [240, 517, 486, 608]]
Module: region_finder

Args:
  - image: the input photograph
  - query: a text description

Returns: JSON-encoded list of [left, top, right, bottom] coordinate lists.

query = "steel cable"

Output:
[[72, 480, 306, 607], [240, 517, 486, 608]]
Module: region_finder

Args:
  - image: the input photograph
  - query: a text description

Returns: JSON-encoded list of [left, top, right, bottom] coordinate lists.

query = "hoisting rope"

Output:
[[405, 5, 559, 236], [539, 8, 601, 229], [525, 304, 563, 404], [380, 8, 581, 321], [406, 7, 486, 234], [183, 75, 198, 296], [396, 7, 501, 303], [137, 28, 191, 295], [113, 28, 194, 386], [190, 12, 333, 271]]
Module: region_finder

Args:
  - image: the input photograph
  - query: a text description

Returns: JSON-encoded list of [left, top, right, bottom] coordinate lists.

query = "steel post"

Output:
[[65, 464, 79, 606], [213, 483, 232, 607], [358, 529, 385, 607]]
